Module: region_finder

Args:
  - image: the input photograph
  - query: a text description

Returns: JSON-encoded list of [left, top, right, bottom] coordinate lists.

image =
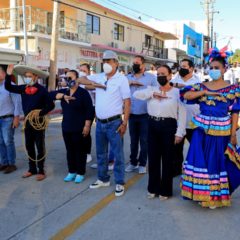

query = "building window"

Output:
[[87, 13, 100, 35], [145, 35, 152, 48], [114, 23, 124, 41], [155, 38, 164, 49]]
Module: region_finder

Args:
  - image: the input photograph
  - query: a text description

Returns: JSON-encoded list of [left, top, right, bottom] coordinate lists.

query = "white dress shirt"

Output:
[[87, 71, 130, 119], [133, 86, 186, 137], [171, 74, 200, 129]]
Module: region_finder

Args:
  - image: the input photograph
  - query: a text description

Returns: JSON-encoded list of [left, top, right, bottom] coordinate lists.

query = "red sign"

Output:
[[80, 49, 103, 59]]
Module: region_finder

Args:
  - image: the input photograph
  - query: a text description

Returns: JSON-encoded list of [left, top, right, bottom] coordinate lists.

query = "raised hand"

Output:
[[7, 64, 14, 75]]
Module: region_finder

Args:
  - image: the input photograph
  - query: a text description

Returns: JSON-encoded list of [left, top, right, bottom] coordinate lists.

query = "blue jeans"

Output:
[[129, 114, 148, 166], [0, 117, 16, 165], [96, 119, 125, 185]]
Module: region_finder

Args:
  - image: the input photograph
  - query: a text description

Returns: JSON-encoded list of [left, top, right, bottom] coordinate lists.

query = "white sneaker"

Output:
[[89, 179, 110, 189], [147, 192, 156, 199], [138, 166, 147, 174], [115, 184, 125, 197], [125, 163, 138, 172], [86, 154, 92, 163], [90, 163, 98, 169]]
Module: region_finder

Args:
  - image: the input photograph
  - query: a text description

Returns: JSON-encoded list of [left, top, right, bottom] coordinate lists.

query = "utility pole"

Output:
[[22, 0, 28, 64], [202, 0, 219, 48], [210, 1, 219, 48], [201, 0, 211, 51], [48, 0, 60, 91]]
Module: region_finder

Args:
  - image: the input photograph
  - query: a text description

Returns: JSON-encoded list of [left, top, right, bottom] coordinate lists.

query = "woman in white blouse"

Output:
[[133, 65, 186, 200]]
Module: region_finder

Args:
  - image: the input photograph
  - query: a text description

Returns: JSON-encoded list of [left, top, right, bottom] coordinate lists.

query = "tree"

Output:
[[229, 49, 240, 64]]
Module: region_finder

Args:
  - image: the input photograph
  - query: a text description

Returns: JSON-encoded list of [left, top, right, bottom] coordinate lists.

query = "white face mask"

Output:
[[24, 77, 34, 86], [103, 63, 113, 74], [79, 71, 87, 77]]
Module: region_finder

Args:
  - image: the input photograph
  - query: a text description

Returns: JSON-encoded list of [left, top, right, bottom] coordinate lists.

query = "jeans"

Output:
[[96, 118, 125, 185], [129, 114, 148, 166], [0, 117, 16, 165]]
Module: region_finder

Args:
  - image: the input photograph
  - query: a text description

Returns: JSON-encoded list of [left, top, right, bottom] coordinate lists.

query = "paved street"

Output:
[[1, 115, 240, 240]]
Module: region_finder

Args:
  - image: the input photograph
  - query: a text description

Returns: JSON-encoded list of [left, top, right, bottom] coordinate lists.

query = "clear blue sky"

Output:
[[92, 0, 240, 51]]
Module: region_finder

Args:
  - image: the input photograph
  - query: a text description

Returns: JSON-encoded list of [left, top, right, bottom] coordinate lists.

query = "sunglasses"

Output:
[[210, 66, 220, 70]]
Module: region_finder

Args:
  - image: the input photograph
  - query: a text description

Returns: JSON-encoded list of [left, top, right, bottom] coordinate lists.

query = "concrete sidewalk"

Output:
[[1, 117, 240, 240]]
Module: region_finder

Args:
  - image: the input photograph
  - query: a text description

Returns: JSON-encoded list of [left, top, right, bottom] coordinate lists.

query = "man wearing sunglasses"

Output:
[[77, 50, 131, 197]]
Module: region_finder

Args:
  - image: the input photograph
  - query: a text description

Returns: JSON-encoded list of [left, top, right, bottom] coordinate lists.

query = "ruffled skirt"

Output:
[[181, 127, 240, 208]]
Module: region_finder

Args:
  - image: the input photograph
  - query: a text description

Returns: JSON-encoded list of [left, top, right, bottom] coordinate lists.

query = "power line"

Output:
[[52, 0, 157, 33], [106, 0, 163, 21], [98, 0, 141, 20], [95, 0, 163, 22]]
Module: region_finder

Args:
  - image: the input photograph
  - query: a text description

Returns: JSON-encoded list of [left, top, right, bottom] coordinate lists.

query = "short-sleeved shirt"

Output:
[[127, 72, 158, 114], [87, 71, 130, 119], [171, 73, 201, 129]]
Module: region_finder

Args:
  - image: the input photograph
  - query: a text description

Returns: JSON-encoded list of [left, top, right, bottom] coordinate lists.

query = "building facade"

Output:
[[0, 0, 177, 74]]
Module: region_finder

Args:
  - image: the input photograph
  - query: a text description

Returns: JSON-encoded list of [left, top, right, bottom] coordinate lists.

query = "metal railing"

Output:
[[0, 6, 90, 43], [142, 42, 168, 59]]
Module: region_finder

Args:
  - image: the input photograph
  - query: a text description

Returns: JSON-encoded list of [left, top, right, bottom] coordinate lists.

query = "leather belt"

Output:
[[149, 115, 174, 121], [97, 114, 122, 123], [0, 114, 14, 119]]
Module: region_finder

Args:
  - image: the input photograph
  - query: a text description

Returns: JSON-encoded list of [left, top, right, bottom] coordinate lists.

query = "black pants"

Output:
[[172, 129, 193, 177], [84, 134, 92, 154], [62, 131, 87, 175], [148, 118, 177, 197], [24, 123, 45, 174]]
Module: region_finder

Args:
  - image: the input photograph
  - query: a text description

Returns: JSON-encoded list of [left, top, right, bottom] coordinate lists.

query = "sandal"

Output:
[[159, 195, 169, 201], [36, 174, 46, 181]]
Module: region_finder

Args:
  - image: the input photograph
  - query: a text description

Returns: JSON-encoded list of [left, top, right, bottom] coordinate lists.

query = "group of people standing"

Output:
[[1, 49, 240, 208]]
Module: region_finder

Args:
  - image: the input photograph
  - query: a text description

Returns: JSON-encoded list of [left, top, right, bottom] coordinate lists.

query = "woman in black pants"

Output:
[[50, 70, 95, 183], [133, 65, 186, 199]]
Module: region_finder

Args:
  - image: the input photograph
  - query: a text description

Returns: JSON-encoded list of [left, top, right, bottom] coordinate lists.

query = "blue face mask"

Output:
[[24, 77, 34, 86], [209, 69, 221, 80]]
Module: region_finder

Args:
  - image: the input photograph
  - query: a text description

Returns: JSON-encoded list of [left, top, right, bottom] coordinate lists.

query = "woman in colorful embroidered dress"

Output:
[[180, 57, 240, 209]]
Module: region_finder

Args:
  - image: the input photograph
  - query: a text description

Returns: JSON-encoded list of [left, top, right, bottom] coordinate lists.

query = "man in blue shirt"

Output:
[[0, 66, 22, 174], [125, 56, 158, 174]]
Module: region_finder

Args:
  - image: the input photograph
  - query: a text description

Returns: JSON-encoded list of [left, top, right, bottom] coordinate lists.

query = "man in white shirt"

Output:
[[171, 59, 201, 176], [77, 50, 131, 197]]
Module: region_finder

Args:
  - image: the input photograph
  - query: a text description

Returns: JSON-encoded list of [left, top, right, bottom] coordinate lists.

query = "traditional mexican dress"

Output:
[[180, 83, 240, 208]]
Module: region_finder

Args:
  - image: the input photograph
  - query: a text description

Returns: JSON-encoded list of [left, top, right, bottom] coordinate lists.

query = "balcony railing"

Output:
[[142, 42, 168, 59], [0, 6, 90, 43]]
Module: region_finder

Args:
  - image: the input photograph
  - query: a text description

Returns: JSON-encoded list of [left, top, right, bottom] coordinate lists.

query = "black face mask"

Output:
[[132, 64, 141, 74], [179, 68, 190, 77], [157, 76, 168, 86]]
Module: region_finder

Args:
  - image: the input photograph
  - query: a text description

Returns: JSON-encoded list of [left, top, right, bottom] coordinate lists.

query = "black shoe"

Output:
[[0, 165, 9, 171]]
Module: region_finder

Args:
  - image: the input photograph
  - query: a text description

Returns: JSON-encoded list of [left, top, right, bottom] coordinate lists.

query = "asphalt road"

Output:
[[1, 115, 240, 240]]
